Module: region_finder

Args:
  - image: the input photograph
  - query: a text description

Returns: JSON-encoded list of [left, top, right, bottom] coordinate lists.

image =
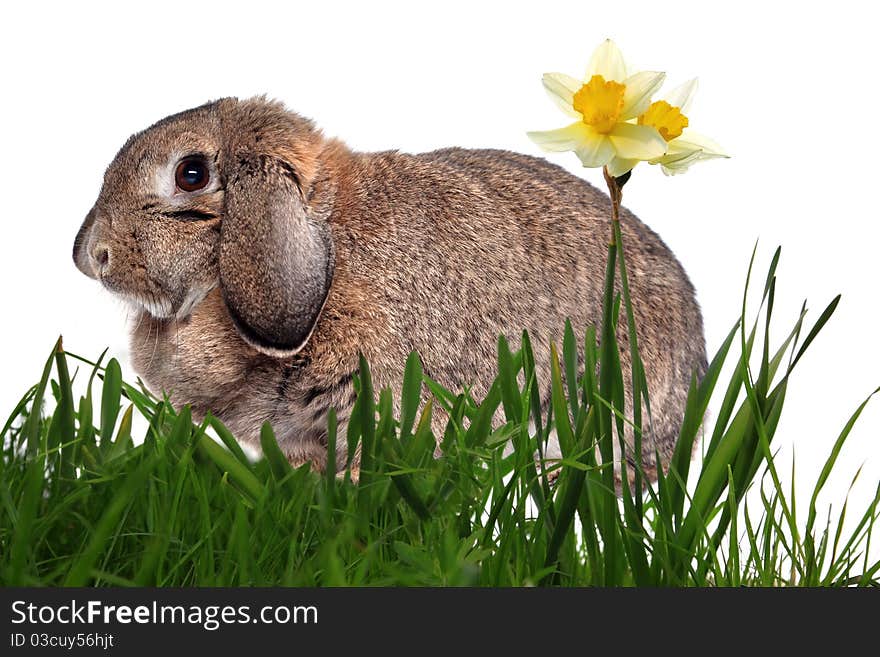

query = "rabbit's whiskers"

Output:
[[146, 314, 161, 373], [130, 307, 146, 338]]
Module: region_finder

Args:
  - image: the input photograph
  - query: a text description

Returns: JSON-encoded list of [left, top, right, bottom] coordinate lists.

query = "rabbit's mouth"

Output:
[[95, 273, 170, 318], [103, 275, 217, 322]]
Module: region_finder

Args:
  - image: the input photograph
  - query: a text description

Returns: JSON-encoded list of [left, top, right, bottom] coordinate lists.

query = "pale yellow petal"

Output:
[[664, 78, 699, 114], [671, 129, 728, 158], [659, 152, 705, 175], [620, 71, 666, 119], [574, 131, 614, 168], [542, 72, 582, 118], [658, 150, 727, 175], [608, 123, 667, 160], [527, 122, 590, 152], [585, 39, 627, 82], [605, 157, 639, 177], [655, 130, 729, 174]]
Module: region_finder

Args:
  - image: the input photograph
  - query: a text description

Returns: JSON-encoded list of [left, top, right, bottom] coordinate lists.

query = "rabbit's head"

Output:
[[73, 98, 334, 356]]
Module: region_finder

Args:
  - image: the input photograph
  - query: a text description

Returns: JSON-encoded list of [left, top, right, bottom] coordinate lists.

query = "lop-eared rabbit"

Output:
[[73, 97, 706, 484]]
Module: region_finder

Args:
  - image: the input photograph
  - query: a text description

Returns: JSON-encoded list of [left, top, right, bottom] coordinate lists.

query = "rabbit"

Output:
[[72, 96, 707, 485]]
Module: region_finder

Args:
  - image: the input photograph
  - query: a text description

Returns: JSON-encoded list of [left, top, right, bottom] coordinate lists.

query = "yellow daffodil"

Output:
[[528, 40, 668, 169], [606, 78, 729, 176]]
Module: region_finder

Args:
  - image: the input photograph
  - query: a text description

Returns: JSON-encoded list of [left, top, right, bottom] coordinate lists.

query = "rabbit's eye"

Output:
[[175, 157, 210, 192]]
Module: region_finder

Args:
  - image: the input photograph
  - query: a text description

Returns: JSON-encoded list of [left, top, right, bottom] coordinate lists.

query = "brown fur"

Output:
[[73, 97, 707, 479]]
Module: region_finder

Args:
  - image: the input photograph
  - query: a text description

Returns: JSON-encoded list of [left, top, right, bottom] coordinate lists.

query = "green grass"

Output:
[[1, 248, 878, 586]]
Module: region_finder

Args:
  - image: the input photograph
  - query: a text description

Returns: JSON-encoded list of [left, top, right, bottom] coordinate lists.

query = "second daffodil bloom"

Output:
[[528, 40, 668, 169], [606, 78, 729, 176]]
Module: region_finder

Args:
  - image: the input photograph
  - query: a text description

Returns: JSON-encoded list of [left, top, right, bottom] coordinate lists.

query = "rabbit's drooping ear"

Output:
[[219, 153, 334, 357]]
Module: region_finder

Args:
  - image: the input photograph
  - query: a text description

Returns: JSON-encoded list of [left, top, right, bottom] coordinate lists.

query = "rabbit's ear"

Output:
[[219, 153, 333, 356]]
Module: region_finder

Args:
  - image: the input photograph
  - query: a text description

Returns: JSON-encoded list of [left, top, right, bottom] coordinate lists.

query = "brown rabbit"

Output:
[[72, 97, 707, 482]]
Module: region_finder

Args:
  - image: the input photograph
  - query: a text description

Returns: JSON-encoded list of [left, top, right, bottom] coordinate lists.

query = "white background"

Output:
[[2, 1, 878, 564]]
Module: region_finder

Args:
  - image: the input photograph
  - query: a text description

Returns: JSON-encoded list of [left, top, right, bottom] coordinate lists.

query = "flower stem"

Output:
[[601, 166, 648, 517], [602, 167, 624, 245]]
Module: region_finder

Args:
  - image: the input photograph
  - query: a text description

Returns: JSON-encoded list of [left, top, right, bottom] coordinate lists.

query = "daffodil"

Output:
[[606, 78, 729, 176], [528, 40, 668, 169]]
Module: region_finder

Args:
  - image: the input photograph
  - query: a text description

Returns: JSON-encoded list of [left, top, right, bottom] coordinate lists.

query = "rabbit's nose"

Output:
[[91, 243, 111, 274]]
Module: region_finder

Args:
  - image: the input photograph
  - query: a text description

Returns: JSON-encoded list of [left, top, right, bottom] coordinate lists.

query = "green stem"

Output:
[[602, 167, 649, 519]]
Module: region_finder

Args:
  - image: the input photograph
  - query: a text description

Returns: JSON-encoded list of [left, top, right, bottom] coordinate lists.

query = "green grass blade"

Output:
[[259, 421, 294, 490], [194, 430, 264, 504], [99, 358, 122, 448], [497, 335, 522, 424], [400, 351, 424, 437], [205, 414, 252, 467]]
